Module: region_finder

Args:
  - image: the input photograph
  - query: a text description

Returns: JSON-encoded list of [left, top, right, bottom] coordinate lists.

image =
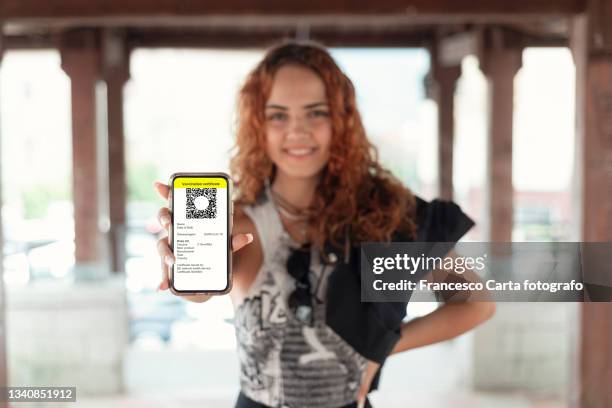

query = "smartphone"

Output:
[[168, 172, 233, 294]]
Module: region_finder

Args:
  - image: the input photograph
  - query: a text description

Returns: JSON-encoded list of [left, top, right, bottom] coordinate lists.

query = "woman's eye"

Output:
[[308, 110, 330, 118], [267, 112, 287, 121]]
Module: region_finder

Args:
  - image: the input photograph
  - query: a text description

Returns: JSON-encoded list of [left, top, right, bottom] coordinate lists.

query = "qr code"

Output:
[[186, 188, 217, 219]]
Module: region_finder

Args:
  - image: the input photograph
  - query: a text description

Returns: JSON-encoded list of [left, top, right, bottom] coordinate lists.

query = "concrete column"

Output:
[[432, 64, 461, 201], [60, 29, 106, 278], [579, 56, 612, 408], [570, 5, 612, 406], [480, 31, 522, 242], [0, 32, 9, 408], [102, 29, 130, 274]]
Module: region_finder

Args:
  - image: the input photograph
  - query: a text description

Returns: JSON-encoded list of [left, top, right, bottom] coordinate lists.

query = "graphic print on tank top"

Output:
[[234, 189, 367, 408]]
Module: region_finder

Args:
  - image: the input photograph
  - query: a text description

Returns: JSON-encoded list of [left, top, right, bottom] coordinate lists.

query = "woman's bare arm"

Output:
[[389, 249, 496, 355]]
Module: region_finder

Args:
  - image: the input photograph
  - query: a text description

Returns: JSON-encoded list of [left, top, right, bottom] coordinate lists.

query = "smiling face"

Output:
[[264, 64, 332, 181]]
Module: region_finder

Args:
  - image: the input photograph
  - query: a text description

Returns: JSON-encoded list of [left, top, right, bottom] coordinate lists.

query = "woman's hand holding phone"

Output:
[[153, 181, 253, 302]]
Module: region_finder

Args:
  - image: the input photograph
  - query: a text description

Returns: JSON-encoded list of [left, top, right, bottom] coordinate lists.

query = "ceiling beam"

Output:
[[126, 27, 435, 49], [2, 24, 569, 52], [0, 0, 587, 25]]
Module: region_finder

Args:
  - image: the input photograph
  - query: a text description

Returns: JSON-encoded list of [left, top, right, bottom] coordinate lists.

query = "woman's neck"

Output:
[[271, 172, 319, 210]]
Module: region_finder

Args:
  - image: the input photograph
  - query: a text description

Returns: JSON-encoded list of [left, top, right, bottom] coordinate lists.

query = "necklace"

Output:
[[269, 187, 312, 220], [268, 186, 311, 243]]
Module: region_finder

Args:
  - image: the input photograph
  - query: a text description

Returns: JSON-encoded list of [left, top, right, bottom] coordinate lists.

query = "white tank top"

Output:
[[235, 186, 367, 408]]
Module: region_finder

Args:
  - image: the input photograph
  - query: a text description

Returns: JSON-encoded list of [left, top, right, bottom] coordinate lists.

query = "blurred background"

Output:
[[0, 1, 611, 407]]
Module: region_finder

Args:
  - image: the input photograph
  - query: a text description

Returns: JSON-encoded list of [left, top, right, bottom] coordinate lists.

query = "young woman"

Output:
[[154, 41, 495, 408]]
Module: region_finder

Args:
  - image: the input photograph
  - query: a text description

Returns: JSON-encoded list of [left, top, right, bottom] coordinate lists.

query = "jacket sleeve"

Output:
[[413, 194, 476, 243]]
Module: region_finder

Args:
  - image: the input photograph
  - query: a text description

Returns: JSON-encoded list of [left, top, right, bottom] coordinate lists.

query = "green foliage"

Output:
[[21, 182, 69, 219], [18, 162, 160, 219], [128, 162, 159, 203]]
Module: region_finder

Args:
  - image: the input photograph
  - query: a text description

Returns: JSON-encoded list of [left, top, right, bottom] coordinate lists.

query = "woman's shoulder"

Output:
[[410, 194, 476, 242]]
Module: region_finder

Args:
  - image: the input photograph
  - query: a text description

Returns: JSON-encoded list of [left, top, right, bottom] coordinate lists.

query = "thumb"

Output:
[[231, 233, 254, 252], [154, 181, 170, 200], [356, 388, 367, 408]]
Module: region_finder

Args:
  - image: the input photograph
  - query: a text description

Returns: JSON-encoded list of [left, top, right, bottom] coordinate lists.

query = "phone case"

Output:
[[168, 172, 233, 295]]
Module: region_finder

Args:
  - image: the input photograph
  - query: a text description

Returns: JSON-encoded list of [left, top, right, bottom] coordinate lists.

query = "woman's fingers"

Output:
[[154, 180, 171, 291], [156, 236, 175, 291], [154, 181, 170, 200], [158, 258, 170, 291], [356, 360, 380, 407], [157, 207, 172, 231], [231, 233, 254, 252]]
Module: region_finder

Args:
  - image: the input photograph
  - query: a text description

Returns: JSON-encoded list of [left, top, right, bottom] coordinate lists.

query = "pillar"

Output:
[[0, 31, 9, 408], [427, 34, 464, 201], [480, 29, 523, 242], [433, 64, 461, 201], [102, 29, 130, 274], [570, 2, 612, 405], [60, 29, 106, 277]]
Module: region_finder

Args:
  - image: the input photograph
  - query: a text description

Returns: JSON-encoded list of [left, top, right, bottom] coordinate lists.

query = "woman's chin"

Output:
[[276, 165, 324, 180]]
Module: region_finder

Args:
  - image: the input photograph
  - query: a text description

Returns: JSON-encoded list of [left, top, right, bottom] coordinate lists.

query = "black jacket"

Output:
[[323, 194, 476, 393]]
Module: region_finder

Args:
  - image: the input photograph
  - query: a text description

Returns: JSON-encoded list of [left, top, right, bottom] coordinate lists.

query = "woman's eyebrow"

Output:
[[303, 102, 328, 109], [265, 104, 287, 110], [265, 102, 328, 110]]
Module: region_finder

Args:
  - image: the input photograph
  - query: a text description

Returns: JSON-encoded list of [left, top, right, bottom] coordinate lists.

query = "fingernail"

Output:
[[165, 256, 174, 267], [161, 215, 170, 226], [246, 233, 253, 243], [357, 399, 365, 408]]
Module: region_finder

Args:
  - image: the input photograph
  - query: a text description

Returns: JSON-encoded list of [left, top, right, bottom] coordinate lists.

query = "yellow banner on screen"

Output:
[[173, 177, 227, 188]]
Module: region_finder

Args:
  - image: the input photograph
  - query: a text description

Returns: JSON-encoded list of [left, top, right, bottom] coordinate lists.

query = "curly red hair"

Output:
[[230, 40, 418, 253]]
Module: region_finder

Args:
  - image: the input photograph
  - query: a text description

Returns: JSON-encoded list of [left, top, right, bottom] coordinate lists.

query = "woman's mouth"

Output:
[[283, 147, 318, 159]]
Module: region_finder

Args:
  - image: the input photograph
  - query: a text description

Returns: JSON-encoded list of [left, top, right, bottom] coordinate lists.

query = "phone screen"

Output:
[[171, 175, 230, 292]]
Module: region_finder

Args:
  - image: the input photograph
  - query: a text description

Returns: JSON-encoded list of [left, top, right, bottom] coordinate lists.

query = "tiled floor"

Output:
[[21, 390, 565, 408], [9, 317, 570, 408]]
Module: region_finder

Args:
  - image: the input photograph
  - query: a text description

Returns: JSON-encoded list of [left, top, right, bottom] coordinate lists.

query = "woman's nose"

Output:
[[286, 116, 309, 139]]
